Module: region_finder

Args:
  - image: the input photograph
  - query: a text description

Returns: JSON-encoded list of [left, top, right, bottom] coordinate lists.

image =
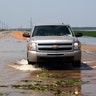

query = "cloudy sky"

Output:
[[0, 0, 96, 28]]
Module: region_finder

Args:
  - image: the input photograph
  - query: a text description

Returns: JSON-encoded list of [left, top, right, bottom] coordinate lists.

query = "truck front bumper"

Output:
[[27, 50, 81, 63]]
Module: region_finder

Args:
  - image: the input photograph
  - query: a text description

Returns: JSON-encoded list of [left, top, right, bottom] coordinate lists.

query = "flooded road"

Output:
[[79, 36, 96, 45], [0, 31, 96, 96]]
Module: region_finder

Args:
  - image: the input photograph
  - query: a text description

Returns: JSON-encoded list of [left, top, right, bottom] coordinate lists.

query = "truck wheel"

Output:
[[72, 61, 81, 68], [28, 60, 37, 65], [27, 60, 32, 65]]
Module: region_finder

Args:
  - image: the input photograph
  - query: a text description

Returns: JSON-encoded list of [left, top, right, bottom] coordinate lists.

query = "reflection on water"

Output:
[[27, 68, 81, 95], [13, 69, 82, 96]]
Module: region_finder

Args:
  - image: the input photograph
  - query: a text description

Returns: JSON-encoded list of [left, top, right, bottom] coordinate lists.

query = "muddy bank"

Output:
[[11, 31, 27, 40]]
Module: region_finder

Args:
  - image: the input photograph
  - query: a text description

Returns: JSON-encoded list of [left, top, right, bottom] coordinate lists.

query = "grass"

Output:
[[74, 30, 96, 37]]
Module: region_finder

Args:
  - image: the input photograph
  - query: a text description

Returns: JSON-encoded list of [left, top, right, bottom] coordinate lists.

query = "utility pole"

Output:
[[0, 21, 1, 30], [2, 22, 4, 30], [30, 17, 33, 29]]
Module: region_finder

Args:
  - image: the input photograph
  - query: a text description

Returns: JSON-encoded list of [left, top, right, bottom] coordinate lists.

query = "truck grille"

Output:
[[37, 43, 73, 51]]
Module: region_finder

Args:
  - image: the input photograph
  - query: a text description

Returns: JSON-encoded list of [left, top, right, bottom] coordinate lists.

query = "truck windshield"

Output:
[[32, 25, 72, 36]]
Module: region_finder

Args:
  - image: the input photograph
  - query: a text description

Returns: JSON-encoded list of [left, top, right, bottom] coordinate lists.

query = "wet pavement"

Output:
[[0, 31, 96, 96]]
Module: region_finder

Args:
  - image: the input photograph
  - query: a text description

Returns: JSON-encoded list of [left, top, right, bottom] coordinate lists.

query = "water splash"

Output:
[[9, 59, 41, 71]]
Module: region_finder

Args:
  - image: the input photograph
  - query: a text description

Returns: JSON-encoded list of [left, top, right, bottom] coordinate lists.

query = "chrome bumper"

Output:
[[27, 50, 81, 62]]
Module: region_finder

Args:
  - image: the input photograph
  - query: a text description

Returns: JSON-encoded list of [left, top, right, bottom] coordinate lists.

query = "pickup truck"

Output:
[[23, 24, 82, 67]]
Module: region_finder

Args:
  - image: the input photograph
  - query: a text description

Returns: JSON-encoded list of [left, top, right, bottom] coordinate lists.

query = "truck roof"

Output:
[[33, 24, 70, 27]]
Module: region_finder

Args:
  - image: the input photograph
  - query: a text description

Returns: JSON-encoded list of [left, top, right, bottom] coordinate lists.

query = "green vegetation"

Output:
[[74, 30, 96, 37], [0, 93, 3, 96]]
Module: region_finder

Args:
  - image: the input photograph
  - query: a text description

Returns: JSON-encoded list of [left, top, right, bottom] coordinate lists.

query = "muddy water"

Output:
[[0, 32, 96, 96]]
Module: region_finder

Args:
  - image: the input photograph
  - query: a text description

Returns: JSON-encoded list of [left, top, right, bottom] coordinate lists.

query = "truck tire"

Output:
[[27, 60, 32, 65], [27, 60, 36, 65], [72, 61, 81, 68]]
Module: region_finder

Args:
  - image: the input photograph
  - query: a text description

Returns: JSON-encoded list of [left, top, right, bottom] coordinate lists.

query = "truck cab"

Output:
[[23, 24, 82, 67]]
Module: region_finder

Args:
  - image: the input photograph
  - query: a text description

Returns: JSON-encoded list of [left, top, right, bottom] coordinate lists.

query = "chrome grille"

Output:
[[37, 43, 73, 51]]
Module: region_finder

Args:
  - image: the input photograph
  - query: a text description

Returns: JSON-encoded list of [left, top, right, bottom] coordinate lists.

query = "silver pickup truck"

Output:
[[23, 24, 82, 67]]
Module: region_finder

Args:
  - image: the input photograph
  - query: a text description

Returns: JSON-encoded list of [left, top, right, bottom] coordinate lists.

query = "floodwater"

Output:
[[78, 36, 96, 45], [0, 31, 96, 96]]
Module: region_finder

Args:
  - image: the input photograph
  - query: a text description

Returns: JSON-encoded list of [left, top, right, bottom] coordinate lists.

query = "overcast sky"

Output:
[[0, 0, 96, 28]]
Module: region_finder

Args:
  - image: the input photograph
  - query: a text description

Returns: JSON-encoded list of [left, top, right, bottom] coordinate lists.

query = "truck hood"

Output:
[[30, 36, 78, 43]]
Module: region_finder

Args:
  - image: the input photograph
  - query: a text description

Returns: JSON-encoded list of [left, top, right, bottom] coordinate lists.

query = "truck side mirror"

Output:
[[75, 32, 83, 37], [23, 32, 30, 37]]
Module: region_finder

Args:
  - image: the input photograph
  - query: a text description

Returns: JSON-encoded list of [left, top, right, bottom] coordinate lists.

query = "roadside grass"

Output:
[[74, 31, 96, 37]]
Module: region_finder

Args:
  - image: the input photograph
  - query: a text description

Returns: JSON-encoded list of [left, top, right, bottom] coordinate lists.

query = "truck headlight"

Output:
[[27, 42, 36, 51], [74, 42, 81, 50]]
